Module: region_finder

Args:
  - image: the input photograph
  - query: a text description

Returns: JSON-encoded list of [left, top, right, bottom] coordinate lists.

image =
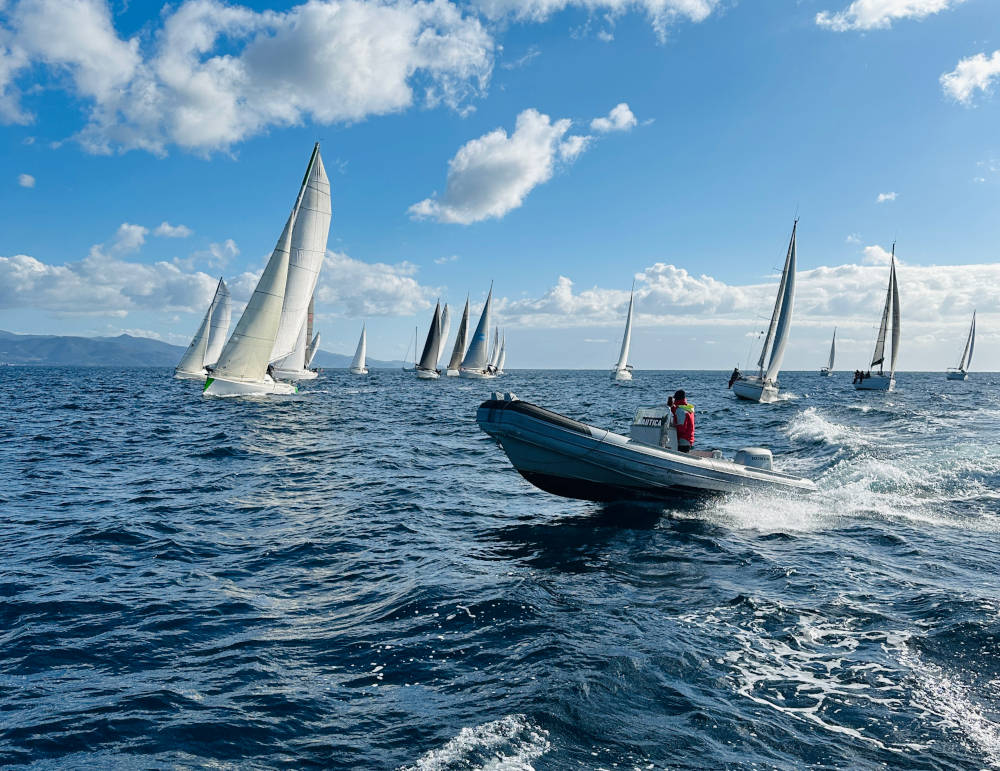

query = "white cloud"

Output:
[[940, 50, 1000, 105], [434, 254, 460, 264], [17, 172, 34, 187], [110, 223, 148, 254], [0, 0, 494, 154], [816, 0, 963, 31], [846, 233, 861, 244], [876, 191, 897, 203], [409, 107, 588, 224], [314, 251, 436, 316], [862, 244, 895, 264], [475, 0, 718, 40], [590, 102, 636, 133], [154, 221, 193, 238]]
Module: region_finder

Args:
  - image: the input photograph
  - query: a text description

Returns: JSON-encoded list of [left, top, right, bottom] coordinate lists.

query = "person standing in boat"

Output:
[[670, 390, 695, 453], [728, 367, 741, 388]]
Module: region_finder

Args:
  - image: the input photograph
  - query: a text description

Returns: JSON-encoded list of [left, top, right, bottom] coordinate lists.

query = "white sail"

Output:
[[461, 286, 492, 371], [418, 302, 443, 372], [826, 328, 836, 371], [956, 312, 975, 371], [270, 144, 332, 363], [435, 304, 451, 366], [889, 258, 900, 376], [496, 333, 506, 374], [762, 220, 797, 383], [205, 279, 231, 367], [448, 298, 470, 371], [488, 328, 501, 369], [351, 325, 367, 371], [615, 287, 634, 373], [176, 276, 228, 376], [305, 332, 320, 368], [211, 212, 296, 383], [871, 248, 895, 371]]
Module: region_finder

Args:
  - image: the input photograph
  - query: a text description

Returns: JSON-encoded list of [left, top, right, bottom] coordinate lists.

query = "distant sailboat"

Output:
[[270, 143, 332, 382], [446, 297, 470, 377], [820, 328, 836, 376], [486, 328, 501, 374], [855, 245, 900, 392], [175, 276, 231, 380], [946, 311, 975, 381], [613, 284, 635, 382], [349, 324, 368, 375], [496, 332, 506, 376], [460, 285, 496, 379], [733, 220, 798, 403], [417, 301, 444, 379]]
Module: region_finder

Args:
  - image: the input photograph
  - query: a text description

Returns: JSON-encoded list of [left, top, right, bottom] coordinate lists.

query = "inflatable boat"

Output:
[[476, 394, 816, 502]]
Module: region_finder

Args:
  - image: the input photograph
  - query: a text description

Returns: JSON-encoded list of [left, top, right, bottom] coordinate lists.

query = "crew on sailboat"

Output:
[[728, 367, 742, 388]]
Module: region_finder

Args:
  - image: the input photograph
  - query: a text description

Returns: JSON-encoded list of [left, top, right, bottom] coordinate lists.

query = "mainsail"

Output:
[[435, 304, 451, 366], [961, 312, 977, 371], [270, 144, 332, 364], [461, 286, 492, 371], [448, 298, 471, 371], [889, 259, 900, 375], [211, 211, 296, 383], [758, 220, 797, 383], [351, 325, 367, 370], [418, 302, 443, 372], [306, 332, 320, 368], [616, 286, 634, 373], [826, 328, 836, 371], [488, 328, 501, 369], [177, 276, 229, 375], [496, 333, 506, 374], [871, 247, 899, 373]]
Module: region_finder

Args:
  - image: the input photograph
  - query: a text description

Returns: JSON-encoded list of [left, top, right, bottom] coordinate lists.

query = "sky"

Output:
[[1, 0, 998, 370]]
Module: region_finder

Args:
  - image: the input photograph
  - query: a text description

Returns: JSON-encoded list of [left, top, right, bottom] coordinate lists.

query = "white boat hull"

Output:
[[349, 367, 369, 375], [416, 368, 440, 380], [613, 369, 632, 382], [460, 369, 496, 380], [174, 369, 208, 381], [272, 368, 318, 381], [203, 375, 296, 396], [477, 398, 815, 502], [732, 377, 779, 403], [855, 374, 894, 391], [946, 370, 967, 381], [819, 368, 832, 377], [446, 369, 461, 377]]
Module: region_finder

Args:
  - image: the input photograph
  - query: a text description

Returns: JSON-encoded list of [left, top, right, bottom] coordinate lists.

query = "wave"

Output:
[[402, 714, 550, 771]]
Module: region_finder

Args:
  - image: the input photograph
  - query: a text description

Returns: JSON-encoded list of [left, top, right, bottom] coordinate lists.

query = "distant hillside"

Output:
[[0, 330, 406, 368]]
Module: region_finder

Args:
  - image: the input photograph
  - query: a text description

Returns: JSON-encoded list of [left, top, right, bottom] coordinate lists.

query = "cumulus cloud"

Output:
[[17, 172, 33, 187], [590, 102, 636, 133], [876, 191, 897, 203], [816, 0, 964, 31], [409, 107, 590, 224], [110, 223, 148, 254], [474, 0, 718, 40], [313, 251, 436, 316], [941, 50, 1000, 105], [862, 244, 895, 264], [0, 0, 493, 154], [154, 221, 193, 238]]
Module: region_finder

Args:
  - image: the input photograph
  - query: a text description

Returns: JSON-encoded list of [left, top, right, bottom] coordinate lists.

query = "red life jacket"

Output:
[[671, 401, 695, 444]]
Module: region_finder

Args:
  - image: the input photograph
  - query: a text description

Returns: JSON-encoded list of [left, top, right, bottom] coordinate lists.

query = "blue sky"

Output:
[[1, 0, 998, 369]]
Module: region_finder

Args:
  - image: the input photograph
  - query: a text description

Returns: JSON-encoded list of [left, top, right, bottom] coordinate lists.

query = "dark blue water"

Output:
[[3, 367, 1000, 769]]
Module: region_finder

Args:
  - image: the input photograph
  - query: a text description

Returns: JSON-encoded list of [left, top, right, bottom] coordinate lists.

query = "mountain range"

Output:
[[0, 331, 406, 368]]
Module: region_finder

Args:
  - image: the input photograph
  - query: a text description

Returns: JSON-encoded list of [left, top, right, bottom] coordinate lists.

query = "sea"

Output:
[[2, 367, 1000, 770]]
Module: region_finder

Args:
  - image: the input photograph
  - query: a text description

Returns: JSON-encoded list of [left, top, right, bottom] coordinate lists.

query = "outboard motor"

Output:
[[630, 406, 676, 450], [735, 447, 773, 471]]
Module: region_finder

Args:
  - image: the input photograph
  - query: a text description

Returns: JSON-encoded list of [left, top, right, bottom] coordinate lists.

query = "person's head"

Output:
[[673, 389, 686, 402]]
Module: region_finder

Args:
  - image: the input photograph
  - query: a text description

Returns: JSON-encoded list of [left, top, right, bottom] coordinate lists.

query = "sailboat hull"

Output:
[[349, 367, 369, 375], [855, 375, 894, 391], [613, 369, 633, 382], [203, 375, 296, 396], [946, 370, 968, 381], [416, 369, 440, 380], [174, 369, 208, 381], [476, 398, 816, 502], [460, 369, 496, 380], [733, 377, 779, 403], [272, 368, 318, 381], [819, 368, 832, 377], [446, 369, 461, 377]]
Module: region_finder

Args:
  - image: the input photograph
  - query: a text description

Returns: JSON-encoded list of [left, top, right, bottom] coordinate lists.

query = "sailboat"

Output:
[[820, 328, 836, 376], [417, 301, 444, 379], [269, 144, 332, 382], [855, 245, 900, 391], [446, 297, 470, 376], [435, 304, 451, 370], [496, 332, 506, 376], [175, 276, 231, 380], [613, 284, 635, 382], [486, 328, 501, 375], [733, 220, 798, 403], [460, 285, 496, 379], [348, 324, 368, 375], [946, 311, 975, 381]]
